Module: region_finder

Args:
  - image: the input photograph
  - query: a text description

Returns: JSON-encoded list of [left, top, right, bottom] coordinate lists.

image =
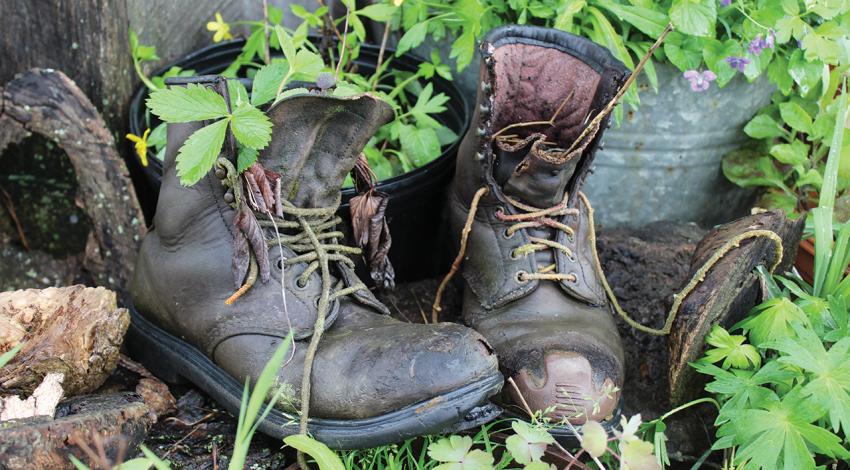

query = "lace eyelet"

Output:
[[516, 271, 529, 284], [509, 249, 520, 260], [567, 253, 577, 263], [276, 258, 284, 270], [314, 297, 321, 307], [567, 272, 578, 283], [295, 278, 309, 290], [503, 228, 515, 239]]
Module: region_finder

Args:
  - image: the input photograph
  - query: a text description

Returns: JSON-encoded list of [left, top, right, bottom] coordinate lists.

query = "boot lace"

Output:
[[495, 192, 579, 283], [433, 187, 785, 338], [215, 156, 366, 438]]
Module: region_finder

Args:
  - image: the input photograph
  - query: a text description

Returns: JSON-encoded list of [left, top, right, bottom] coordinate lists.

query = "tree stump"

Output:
[[0, 69, 146, 300], [0, 285, 130, 396]]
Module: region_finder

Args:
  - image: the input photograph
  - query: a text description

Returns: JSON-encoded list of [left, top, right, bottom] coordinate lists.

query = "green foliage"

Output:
[[696, 98, 850, 469], [230, 334, 293, 470], [135, 4, 458, 186], [723, 66, 850, 218], [284, 435, 345, 470]]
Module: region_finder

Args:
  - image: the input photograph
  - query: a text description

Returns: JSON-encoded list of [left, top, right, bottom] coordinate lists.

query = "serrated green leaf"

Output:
[[357, 3, 397, 21], [274, 25, 296, 62], [704, 326, 761, 369], [175, 118, 229, 186], [237, 146, 259, 173], [737, 297, 810, 346], [147, 83, 228, 123], [669, 0, 716, 37], [228, 79, 250, 108], [595, 0, 667, 37], [449, 29, 477, 72], [290, 49, 324, 82], [230, 105, 272, 150], [399, 124, 440, 167], [397, 21, 427, 56], [251, 62, 287, 106]]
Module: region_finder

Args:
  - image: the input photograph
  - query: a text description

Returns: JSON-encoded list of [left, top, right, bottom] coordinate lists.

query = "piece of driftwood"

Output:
[[0, 70, 146, 299], [668, 210, 804, 404], [0, 393, 155, 470], [0, 285, 130, 396]]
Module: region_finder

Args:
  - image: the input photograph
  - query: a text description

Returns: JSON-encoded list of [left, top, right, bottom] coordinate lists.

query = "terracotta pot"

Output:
[[796, 238, 815, 284], [796, 238, 850, 284]]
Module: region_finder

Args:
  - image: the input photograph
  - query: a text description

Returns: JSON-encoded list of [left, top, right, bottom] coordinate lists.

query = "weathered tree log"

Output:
[[0, 70, 146, 299], [0, 393, 155, 470], [668, 210, 804, 404], [0, 285, 130, 396]]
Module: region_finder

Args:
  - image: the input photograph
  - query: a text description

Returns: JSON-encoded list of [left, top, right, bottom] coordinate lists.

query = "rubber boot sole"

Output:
[[125, 306, 504, 449]]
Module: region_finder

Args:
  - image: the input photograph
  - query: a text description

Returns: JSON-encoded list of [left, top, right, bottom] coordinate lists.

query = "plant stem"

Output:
[[564, 22, 673, 155], [373, 20, 393, 91], [133, 58, 158, 91], [262, 0, 271, 65], [335, 7, 350, 80]]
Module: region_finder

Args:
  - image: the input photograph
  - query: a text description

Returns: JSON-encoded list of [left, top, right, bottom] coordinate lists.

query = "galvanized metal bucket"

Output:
[[583, 63, 773, 228]]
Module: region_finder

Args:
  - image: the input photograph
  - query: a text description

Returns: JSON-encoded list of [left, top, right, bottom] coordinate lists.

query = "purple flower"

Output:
[[748, 32, 776, 56], [720, 0, 731, 6], [725, 56, 750, 72], [683, 70, 717, 92], [748, 35, 766, 55], [765, 30, 775, 49]]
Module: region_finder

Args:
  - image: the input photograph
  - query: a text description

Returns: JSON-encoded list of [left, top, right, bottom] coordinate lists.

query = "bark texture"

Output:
[[0, 393, 154, 470], [0, 70, 146, 299], [0, 285, 129, 396]]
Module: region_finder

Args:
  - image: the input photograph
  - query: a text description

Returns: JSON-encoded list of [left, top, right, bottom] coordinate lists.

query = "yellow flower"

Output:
[[393, 0, 404, 5], [206, 12, 233, 43], [126, 128, 151, 167]]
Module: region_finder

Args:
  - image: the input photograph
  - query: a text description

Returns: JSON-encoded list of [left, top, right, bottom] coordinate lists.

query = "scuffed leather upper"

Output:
[[450, 26, 628, 419], [132, 91, 499, 419]]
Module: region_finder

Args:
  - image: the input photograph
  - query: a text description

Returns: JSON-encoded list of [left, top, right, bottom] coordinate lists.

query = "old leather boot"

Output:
[[129, 80, 502, 449], [446, 26, 629, 428]]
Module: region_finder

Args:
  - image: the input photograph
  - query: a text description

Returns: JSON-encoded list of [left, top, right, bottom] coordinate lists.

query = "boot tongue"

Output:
[[261, 93, 393, 208], [498, 136, 580, 208]]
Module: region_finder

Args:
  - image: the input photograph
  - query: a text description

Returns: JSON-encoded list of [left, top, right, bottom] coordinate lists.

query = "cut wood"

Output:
[[0, 69, 145, 300], [668, 210, 804, 404], [0, 285, 129, 396], [0, 393, 155, 470]]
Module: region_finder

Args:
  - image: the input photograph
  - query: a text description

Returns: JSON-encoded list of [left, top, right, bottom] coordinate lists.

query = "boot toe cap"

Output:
[[509, 351, 620, 424]]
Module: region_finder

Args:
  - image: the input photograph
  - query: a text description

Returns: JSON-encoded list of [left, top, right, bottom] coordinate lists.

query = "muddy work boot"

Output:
[[129, 81, 502, 449], [446, 26, 629, 430]]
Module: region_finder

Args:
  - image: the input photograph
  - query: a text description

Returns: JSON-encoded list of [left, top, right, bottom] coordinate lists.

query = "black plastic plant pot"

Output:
[[129, 39, 469, 283]]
